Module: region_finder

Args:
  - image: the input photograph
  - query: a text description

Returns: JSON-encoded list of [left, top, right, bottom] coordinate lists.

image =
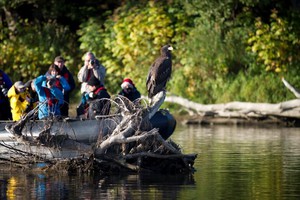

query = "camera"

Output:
[[89, 59, 95, 65], [0, 85, 8, 97]]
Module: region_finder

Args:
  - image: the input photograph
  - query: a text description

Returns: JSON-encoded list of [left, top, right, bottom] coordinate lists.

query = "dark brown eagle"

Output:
[[146, 44, 173, 98]]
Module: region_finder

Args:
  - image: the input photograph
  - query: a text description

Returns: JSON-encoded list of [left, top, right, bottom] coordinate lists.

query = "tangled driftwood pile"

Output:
[[1, 95, 196, 174]]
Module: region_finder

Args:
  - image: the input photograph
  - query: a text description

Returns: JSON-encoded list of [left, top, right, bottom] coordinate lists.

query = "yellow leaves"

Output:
[[105, 1, 175, 85], [275, 67, 281, 73], [255, 29, 263, 36], [247, 9, 297, 74], [251, 45, 258, 53]]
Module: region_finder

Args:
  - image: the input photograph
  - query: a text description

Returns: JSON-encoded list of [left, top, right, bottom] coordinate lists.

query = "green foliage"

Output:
[[217, 71, 296, 103], [1, 0, 300, 107], [247, 9, 300, 73], [0, 19, 79, 81], [78, 1, 188, 95], [171, 15, 252, 103]]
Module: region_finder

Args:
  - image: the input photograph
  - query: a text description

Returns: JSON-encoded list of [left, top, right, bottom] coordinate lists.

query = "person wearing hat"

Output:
[[118, 78, 141, 102], [33, 75, 64, 119], [0, 69, 13, 120], [7, 81, 31, 121], [77, 52, 106, 94], [77, 75, 110, 119], [53, 56, 76, 117]]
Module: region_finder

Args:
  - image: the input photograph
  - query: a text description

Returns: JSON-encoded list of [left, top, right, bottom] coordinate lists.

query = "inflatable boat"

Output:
[[0, 109, 176, 144]]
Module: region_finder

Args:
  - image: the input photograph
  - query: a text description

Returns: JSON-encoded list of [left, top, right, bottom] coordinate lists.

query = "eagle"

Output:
[[146, 44, 173, 99]]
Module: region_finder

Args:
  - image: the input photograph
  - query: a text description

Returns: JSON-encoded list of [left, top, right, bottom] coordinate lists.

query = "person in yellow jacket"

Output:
[[7, 81, 31, 121]]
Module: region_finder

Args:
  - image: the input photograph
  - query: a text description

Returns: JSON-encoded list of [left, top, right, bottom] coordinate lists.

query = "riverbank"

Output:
[[174, 114, 300, 127]]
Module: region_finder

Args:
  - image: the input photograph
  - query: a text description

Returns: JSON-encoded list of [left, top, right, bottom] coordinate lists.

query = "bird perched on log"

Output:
[[146, 44, 173, 100]]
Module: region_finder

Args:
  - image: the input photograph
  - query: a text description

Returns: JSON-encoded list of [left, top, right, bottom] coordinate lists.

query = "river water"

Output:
[[0, 125, 300, 199]]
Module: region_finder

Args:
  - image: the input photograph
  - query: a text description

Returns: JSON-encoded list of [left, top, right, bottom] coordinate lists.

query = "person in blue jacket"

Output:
[[44, 64, 70, 92], [0, 69, 13, 120], [44, 64, 70, 117], [33, 75, 64, 119]]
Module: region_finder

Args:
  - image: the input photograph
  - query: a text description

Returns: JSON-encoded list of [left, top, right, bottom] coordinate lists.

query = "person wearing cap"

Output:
[[34, 75, 64, 119], [0, 69, 13, 120], [53, 56, 76, 117], [118, 78, 141, 102], [77, 52, 106, 94], [7, 81, 31, 121], [77, 75, 110, 119]]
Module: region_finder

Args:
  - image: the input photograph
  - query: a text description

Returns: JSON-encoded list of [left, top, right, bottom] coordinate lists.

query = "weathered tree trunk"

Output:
[[165, 96, 300, 117], [164, 78, 300, 125]]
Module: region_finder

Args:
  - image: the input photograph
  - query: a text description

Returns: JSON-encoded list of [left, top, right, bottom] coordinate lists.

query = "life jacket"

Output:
[[43, 87, 58, 106]]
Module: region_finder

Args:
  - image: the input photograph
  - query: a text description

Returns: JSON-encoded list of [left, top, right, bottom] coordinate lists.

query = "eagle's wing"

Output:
[[146, 56, 172, 98]]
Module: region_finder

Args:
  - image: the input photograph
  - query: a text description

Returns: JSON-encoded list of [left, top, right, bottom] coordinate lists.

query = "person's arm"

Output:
[[77, 65, 88, 83], [34, 75, 47, 94], [19, 93, 30, 111], [58, 76, 71, 92], [93, 65, 106, 84], [51, 87, 64, 105], [7, 87, 18, 110]]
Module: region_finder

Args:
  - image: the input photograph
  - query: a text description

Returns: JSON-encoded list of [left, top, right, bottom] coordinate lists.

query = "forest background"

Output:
[[1, 0, 300, 115]]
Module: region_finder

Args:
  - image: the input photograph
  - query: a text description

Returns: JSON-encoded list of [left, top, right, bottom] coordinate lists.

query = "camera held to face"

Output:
[[89, 59, 95, 66]]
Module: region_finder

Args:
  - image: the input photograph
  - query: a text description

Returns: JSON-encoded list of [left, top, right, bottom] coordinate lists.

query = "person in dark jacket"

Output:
[[85, 75, 110, 119], [23, 79, 39, 119], [118, 78, 141, 102], [0, 69, 13, 120], [53, 56, 76, 117]]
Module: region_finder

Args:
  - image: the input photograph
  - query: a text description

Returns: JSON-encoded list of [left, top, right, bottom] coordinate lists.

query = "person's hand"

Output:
[[1, 87, 8, 96], [46, 75, 54, 81], [88, 59, 95, 69], [88, 92, 94, 99], [56, 75, 61, 79], [47, 80, 53, 88]]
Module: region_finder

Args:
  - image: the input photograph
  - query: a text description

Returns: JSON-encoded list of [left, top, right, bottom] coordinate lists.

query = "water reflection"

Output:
[[0, 125, 300, 199], [175, 125, 300, 200], [0, 172, 195, 199]]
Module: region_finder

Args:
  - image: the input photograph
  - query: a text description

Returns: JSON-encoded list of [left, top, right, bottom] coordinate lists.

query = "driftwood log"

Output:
[[164, 78, 300, 126], [1, 93, 196, 174]]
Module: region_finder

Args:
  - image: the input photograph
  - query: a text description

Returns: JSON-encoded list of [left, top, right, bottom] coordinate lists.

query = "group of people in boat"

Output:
[[0, 52, 141, 121]]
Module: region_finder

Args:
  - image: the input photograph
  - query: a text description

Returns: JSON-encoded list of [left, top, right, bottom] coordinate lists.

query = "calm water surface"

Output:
[[1, 125, 300, 199]]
